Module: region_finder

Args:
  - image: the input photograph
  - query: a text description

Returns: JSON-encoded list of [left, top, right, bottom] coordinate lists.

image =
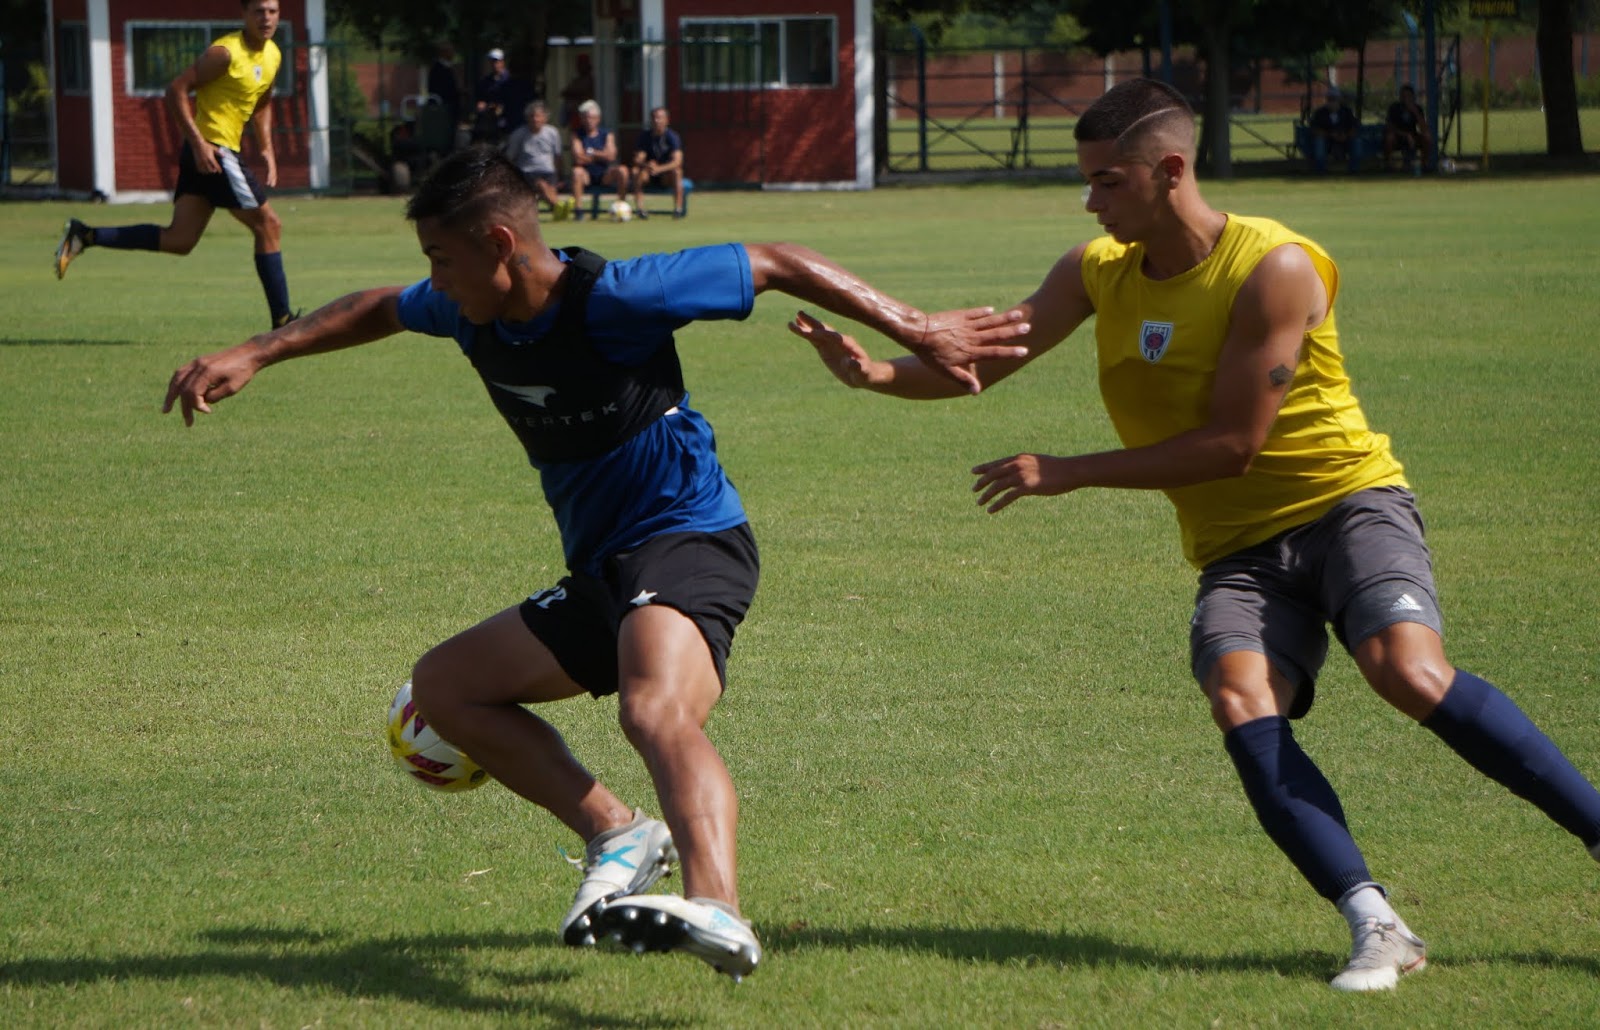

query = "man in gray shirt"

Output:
[[504, 101, 572, 219]]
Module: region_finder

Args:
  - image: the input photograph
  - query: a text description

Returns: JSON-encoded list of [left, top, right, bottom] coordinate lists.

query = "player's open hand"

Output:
[[911, 307, 1029, 395], [971, 452, 1075, 513], [163, 347, 259, 426], [195, 143, 223, 175], [789, 311, 884, 389]]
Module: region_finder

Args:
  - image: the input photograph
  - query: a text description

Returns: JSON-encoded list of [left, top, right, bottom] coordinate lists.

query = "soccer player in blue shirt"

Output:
[[162, 145, 1028, 980], [630, 106, 686, 219]]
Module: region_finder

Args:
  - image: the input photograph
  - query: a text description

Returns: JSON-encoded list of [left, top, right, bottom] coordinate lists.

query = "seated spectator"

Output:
[[1308, 87, 1361, 174], [570, 99, 629, 221], [504, 101, 571, 219], [1384, 84, 1433, 174], [630, 106, 686, 219]]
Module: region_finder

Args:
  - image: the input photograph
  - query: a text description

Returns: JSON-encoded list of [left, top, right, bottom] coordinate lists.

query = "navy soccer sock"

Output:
[[90, 224, 161, 251], [1224, 716, 1374, 901], [1423, 670, 1600, 847], [254, 251, 292, 325]]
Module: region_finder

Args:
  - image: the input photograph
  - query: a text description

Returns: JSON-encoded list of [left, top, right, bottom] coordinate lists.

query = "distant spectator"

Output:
[[1384, 84, 1433, 174], [570, 99, 629, 221], [470, 47, 508, 143], [631, 107, 686, 220], [505, 101, 571, 219], [427, 41, 461, 131], [1308, 86, 1361, 174], [559, 54, 595, 133]]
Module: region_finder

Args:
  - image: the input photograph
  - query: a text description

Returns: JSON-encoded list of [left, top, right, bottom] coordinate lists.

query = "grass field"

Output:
[[3, 174, 1600, 1027]]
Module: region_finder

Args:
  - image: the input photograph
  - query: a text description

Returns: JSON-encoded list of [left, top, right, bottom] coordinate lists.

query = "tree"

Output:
[[1536, 0, 1585, 156], [328, 0, 590, 97]]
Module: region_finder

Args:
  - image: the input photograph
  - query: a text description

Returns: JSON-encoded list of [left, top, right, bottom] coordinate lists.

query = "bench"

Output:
[[583, 177, 694, 219], [1293, 123, 1387, 171]]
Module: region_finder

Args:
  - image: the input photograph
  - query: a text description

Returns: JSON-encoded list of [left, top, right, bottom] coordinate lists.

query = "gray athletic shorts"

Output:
[[1189, 486, 1444, 718]]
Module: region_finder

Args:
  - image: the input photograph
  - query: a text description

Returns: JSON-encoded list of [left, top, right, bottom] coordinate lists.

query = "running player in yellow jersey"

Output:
[[54, 0, 295, 329], [791, 78, 1600, 992]]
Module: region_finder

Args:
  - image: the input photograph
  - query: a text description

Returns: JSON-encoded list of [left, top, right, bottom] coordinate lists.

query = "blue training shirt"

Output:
[[395, 244, 756, 576]]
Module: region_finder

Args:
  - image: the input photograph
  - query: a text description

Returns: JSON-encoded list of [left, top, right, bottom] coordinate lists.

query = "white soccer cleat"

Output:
[[558, 810, 676, 948], [598, 894, 761, 981], [1330, 917, 1427, 991]]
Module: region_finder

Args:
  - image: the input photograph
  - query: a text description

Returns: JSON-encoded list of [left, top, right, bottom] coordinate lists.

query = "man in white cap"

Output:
[[475, 47, 520, 143]]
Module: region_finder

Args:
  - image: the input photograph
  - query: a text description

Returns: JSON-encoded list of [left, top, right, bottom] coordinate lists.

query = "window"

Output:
[[680, 17, 835, 90], [127, 22, 295, 97], [58, 23, 89, 94]]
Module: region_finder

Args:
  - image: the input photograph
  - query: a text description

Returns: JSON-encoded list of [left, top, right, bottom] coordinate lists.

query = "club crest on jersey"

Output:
[[253, 66, 263, 81], [1139, 320, 1174, 363]]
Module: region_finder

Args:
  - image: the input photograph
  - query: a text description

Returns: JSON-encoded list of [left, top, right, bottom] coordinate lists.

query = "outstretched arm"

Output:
[[746, 242, 1030, 395], [163, 287, 408, 425], [971, 242, 1320, 512], [786, 242, 1096, 399]]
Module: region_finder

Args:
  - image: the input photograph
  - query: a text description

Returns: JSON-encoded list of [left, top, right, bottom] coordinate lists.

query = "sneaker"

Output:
[[54, 218, 91, 279], [551, 199, 573, 222], [673, 209, 686, 220], [598, 894, 761, 981], [634, 205, 649, 220], [558, 810, 676, 947], [1330, 917, 1427, 991]]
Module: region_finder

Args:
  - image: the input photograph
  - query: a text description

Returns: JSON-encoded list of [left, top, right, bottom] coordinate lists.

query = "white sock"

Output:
[[1337, 884, 1410, 937]]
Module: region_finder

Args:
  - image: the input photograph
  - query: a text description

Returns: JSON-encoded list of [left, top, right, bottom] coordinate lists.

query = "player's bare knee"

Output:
[[408, 650, 459, 721], [255, 210, 283, 247], [616, 690, 687, 751], [1368, 654, 1453, 718], [164, 232, 202, 256], [1205, 679, 1279, 731]]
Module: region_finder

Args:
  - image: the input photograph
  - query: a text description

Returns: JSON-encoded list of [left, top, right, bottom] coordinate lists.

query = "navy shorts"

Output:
[[175, 141, 267, 210], [518, 524, 760, 698], [1189, 486, 1444, 717]]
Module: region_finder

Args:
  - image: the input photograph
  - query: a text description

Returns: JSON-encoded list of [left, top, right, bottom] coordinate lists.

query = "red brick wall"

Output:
[[663, 0, 859, 184], [100, 0, 312, 192]]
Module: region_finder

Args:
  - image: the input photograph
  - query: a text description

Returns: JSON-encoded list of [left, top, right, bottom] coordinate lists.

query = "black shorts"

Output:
[[1189, 486, 1444, 717], [518, 524, 760, 697], [521, 170, 558, 188], [175, 141, 267, 210]]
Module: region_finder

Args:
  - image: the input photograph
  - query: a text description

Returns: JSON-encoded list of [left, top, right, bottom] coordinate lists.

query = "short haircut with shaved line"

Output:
[[405, 144, 539, 232], [1074, 78, 1196, 162]]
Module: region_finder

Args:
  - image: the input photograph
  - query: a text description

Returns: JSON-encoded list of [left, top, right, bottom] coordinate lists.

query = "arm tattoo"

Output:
[[1268, 363, 1294, 388]]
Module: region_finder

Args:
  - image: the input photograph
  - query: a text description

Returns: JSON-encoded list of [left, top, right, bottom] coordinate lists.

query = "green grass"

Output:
[[3, 176, 1600, 1027]]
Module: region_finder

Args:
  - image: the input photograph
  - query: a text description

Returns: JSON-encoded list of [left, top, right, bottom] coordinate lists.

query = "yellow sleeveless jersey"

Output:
[[1080, 214, 1407, 568], [193, 32, 280, 151]]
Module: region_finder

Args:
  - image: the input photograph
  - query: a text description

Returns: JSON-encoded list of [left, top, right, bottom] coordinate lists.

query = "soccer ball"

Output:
[[609, 200, 633, 223], [385, 680, 489, 792]]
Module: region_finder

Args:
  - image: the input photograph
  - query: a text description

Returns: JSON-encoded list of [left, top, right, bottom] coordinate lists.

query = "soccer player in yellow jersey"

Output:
[[792, 78, 1600, 992], [54, 0, 295, 329]]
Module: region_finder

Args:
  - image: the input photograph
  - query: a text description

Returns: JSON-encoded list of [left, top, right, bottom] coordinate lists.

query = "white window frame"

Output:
[[678, 16, 837, 91], [125, 20, 295, 98]]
